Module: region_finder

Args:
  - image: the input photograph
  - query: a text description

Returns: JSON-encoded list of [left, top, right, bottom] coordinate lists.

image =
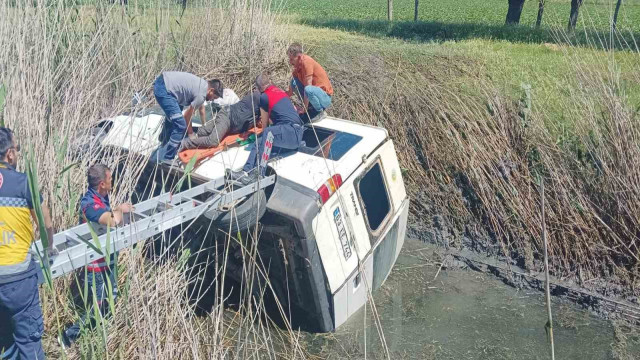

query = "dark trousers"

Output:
[[64, 270, 118, 342], [242, 123, 303, 174], [181, 107, 232, 150], [152, 75, 186, 161], [0, 273, 45, 360]]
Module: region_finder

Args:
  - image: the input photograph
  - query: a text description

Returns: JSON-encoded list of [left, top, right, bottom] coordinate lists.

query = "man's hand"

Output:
[[48, 247, 59, 257], [118, 203, 134, 213], [188, 133, 197, 140]]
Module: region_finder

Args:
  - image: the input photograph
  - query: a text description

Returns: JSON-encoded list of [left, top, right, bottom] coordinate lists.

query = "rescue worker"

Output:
[[152, 71, 221, 163], [229, 73, 303, 181], [180, 90, 261, 150], [0, 127, 55, 360], [61, 164, 132, 346], [286, 43, 334, 123]]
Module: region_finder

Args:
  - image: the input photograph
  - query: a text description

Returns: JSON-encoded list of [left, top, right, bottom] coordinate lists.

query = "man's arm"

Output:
[[184, 106, 196, 135], [199, 104, 207, 125], [287, 82, 294, 97], [260, 108, 269, 129], [97, 203, 133, 228], [303, 74, 313, 109], [30, 206, 54, 253]]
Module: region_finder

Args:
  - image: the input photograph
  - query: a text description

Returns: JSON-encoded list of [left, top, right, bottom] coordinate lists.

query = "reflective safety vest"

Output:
[[0, 161, 37, 277]]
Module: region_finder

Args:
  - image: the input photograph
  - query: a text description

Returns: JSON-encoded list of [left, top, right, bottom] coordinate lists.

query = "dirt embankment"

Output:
[[301, 44, 640, 323], [407, 185, 640, 325]]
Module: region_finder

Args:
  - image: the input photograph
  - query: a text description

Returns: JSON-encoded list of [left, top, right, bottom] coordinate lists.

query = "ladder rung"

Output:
[[204, 184, 222, 194], [181, 196, 203, 206], [53, 234, 81, 252], [140, 202, 166, 216], [72, 227, 102, 242]]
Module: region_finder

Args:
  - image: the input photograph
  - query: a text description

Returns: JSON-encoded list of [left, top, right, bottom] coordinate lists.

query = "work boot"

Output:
[[59, 329, 72, 349], [310, 110, 327, 123], [161, 158, 182, 169]]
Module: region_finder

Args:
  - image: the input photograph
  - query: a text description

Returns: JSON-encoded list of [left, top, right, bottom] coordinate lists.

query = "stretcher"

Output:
[[178, 128, 263, 166]]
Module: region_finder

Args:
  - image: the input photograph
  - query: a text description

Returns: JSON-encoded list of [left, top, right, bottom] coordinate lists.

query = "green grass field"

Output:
[[283, 0, 640, 48], [285, 0, 640, 32]]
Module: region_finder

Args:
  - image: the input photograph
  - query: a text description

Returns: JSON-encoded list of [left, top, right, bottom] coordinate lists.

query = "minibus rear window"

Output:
[[299, 127, 362, 161]]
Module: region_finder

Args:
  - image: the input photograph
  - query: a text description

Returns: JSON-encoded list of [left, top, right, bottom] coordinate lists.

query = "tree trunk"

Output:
[[505, 0, 526, 25], [612, 0, 623, 31], [536, 0, 545, 28], [568, 0, 584, 31], [414, 0, 419, 21], [388, 0, 393, 21]]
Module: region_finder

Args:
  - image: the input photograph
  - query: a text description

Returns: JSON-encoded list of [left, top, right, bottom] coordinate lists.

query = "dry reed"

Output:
[[0, 0, 310, 358]]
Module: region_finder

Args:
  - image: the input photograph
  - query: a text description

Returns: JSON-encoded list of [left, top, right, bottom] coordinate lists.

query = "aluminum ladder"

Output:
[[32, 133, 275, 281]]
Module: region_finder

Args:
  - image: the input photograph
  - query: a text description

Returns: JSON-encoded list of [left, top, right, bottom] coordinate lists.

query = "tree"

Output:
[[505, 0, 526, 25], [612, 0, 623, 31], [414, 0, 419, 21], [568, 0, 584, 31], [388, 0, 393, 21], [536, 0, 545, 28]]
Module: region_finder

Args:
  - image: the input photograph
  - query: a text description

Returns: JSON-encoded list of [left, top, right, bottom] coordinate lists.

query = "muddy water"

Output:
[[302, 238, 640, 359]]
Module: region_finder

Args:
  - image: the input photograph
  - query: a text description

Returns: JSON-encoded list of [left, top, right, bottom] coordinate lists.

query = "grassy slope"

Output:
[[281, 22, 640, 133], [283, 0, 640, 126]]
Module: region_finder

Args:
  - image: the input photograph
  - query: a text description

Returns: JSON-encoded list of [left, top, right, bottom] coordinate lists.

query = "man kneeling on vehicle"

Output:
[[286, 42, 333, 123], [152, 71, 222, 163], [180, 90, 261, 150], [229, 73, 303, 181]]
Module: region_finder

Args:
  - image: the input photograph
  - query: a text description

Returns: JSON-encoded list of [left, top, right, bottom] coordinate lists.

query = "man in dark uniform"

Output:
[[62, 164, 132, 346], [229, 73, 303, 181], [180, 90, 262, 150], [0, 127, 55, 360]]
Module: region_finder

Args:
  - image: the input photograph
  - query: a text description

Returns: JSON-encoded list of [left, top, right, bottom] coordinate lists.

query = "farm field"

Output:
[[286, 0, 640, 32]]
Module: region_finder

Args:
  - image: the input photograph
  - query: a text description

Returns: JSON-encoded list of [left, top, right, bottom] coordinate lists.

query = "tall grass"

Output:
[[0, 0, 314, 358], [311, 17, 640, 299]]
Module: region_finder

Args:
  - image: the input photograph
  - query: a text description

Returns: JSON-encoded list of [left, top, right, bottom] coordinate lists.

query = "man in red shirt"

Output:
[[286, 43, 334, 123], [229, 73, 303, 182]]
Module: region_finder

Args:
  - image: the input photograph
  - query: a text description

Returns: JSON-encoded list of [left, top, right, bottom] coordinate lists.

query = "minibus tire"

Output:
[[204, 189, 267, 233]]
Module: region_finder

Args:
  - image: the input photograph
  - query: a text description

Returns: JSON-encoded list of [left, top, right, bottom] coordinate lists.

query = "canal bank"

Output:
[[302, 238, 640, 359]]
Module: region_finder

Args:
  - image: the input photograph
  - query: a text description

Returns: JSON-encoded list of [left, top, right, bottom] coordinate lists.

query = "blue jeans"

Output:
[[152, 75, 186, 162], [290, 78, 332, 113], [0, 273, 45, 360], [243, 123, 303, 174], [64, 270, 118, 342]]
